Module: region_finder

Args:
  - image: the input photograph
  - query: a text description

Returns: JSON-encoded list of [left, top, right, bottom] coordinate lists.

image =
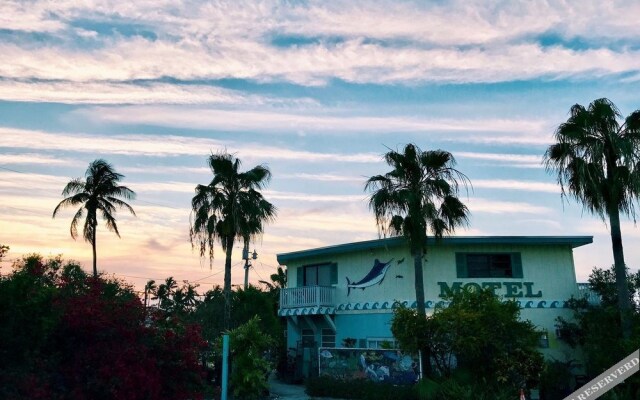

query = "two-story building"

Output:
[[277, 235, 593, 378]]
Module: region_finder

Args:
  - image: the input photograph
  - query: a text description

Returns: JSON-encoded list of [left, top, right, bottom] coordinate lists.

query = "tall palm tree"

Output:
[[53, 159, 136, 277], [366, 144, 471, 316], [144, 279, 157, 312], [544, 98, 640, 339], [190, 151, 276, 329]]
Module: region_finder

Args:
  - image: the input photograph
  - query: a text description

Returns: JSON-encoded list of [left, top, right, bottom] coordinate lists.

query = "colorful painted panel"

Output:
[[318, 347, 421, 384]]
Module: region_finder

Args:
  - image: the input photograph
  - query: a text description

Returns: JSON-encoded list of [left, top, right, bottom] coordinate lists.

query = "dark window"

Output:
[[321, 329, 336, 348], [457, 253, 522, 278], [301, 263, 337, 286], [467, 254, 512, 278], [301, 329, 315, 347]]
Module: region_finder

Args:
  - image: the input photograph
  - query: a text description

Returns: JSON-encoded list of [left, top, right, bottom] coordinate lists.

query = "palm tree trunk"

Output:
[[414, 253, 426, 316], [223, 236, 234, 330], [92, 226, 97, 278], [609, 206, 632, 339]]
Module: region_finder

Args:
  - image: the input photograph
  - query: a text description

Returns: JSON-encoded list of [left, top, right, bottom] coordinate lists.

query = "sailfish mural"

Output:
[[346, 259, 393, 296]]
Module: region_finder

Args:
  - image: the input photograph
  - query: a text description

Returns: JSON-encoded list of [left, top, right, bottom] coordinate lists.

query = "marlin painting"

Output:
[[346, 259, 393, 296]]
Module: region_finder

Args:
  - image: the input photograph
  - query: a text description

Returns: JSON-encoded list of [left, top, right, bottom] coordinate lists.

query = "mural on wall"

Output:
[[318, 347, 420, 384], [346, 259, 393, 295]]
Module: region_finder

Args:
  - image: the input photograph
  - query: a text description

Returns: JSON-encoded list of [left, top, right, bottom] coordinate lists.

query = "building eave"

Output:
[[276, 236, 593, 264]]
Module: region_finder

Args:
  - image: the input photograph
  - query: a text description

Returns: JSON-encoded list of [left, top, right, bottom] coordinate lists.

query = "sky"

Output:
[[1, 0, 640, 291]]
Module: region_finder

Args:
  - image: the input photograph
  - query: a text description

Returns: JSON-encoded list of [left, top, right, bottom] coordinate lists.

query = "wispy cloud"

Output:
[[467, 197, 552, 215], [2, 2, 640, 87], [0, 127, 378, 162], [73, 105, 546, 135], [0, 153, 76, 166], [0, 80, 270, 105], [472, 179, 559, 193], [264, 190, 365, 203], [279, 173, 364, 183], [456, 151, 544, 168]]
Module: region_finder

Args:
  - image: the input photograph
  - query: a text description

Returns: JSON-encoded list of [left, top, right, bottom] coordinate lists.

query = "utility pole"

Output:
[[243, 243, 258, 289]]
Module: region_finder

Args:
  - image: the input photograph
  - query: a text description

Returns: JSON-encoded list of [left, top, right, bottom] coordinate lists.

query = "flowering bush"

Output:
[[0, 255, 207, 400]]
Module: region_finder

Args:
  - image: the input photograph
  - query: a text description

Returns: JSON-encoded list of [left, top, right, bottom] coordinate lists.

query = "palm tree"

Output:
[[544, 98, 640, 339], [366, 144, 471, 316], [190, 151, 276, 329], [144, 279, 157, 312], [53, 159, 136, 277]]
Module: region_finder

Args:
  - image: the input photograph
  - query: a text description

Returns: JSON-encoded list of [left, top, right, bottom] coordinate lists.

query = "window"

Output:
[[467, 254, 512, 278], [456, 253, 522, 278], [301, 329, 315, 347], [297, 262, 337, 286], [321, 329, 336, 348], [366, 338, 397, 349]]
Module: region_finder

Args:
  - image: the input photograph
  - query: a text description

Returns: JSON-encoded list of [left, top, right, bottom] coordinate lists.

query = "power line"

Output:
[[0, 165, 28, 174]]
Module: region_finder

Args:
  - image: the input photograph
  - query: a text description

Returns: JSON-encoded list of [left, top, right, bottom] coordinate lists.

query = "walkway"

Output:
[[268, 374, 310, 400]]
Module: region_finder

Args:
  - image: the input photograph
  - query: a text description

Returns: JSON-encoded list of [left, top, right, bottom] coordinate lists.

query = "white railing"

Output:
[[280, 286, 336, 309], [577, 282, 601, 305]]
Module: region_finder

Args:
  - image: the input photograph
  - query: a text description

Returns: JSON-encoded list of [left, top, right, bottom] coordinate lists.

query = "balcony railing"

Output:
[[280, 286, 336, 309], [577, 282, 601, 305]]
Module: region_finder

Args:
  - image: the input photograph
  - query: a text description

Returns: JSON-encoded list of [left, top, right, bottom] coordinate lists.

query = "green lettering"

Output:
[[504, 282, 523, 297], [482, 282, 502, 295], [523, 282, 542, 297], [464, 282, 482, 293], [438, 282, 462, 298]]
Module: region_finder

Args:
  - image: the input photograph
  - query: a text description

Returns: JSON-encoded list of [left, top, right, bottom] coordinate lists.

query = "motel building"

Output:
[[277, 235, 596, 379]]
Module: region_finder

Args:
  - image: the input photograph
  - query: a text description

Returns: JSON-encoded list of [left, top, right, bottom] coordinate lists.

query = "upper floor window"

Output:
[[297, 262, 337, 286], [456, 253, 522, 278]]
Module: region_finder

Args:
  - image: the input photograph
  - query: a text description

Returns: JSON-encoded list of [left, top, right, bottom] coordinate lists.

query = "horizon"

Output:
[[1, 1, 639, 291]]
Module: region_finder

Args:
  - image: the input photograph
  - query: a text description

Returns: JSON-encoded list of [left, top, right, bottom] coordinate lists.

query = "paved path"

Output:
[[268, 374, 310, 400]]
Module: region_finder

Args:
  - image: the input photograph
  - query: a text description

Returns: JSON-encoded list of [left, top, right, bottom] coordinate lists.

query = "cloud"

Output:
[[472, 179, 559, 193], [279, 173, 364, 183], [456, 151, 544, 168], [467, 197, 552, 215], [2, 2, 640, 87], [0, 153, 76, 166], [73, 105, 546, 135], [4, 37, 640, 86], [0, 80, 267, 105], [264, 190, 366, 203], [0, 127, 378, 162]]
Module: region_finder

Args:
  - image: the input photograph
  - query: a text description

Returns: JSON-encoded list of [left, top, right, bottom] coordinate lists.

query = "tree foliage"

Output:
[[226, 316, 274, 400], [53, 159, 136, 277], [366, 143, 470, 316], [0, 254, 206, 400], [544, 98, 640, 338], [556, 265, 640, 399], [392, 288, 543, 392], [190, 151, 276, 329]]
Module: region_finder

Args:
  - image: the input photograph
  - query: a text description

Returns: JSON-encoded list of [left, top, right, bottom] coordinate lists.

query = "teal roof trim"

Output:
[[276, 236, 593, 264]]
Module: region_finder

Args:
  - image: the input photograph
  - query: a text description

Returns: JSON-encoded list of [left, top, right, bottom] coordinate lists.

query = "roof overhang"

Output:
[[277, 236, 593, 264]]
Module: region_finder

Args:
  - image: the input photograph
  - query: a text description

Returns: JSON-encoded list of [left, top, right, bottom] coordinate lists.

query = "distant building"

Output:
[[277, 236, 594, 379]]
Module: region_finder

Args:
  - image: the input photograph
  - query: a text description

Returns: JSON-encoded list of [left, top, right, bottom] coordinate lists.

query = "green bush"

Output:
[[227, 316, 274, 400], [392, 288, 543, 390], [306, 376, 520, 400]]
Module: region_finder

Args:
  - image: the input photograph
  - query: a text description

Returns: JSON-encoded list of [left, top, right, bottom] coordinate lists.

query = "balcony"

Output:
[[280, 286, 336, 310]]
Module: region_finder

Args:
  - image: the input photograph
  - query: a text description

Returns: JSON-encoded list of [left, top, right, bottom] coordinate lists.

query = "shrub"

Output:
[[227, 316, 274, 400], [392, 288, 543, 391], [0, 254, 207, 400], [306, 377, 417, 400]]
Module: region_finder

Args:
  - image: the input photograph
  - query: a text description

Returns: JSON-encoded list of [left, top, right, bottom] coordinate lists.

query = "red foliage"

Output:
[[28, 279, 206, 400]]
